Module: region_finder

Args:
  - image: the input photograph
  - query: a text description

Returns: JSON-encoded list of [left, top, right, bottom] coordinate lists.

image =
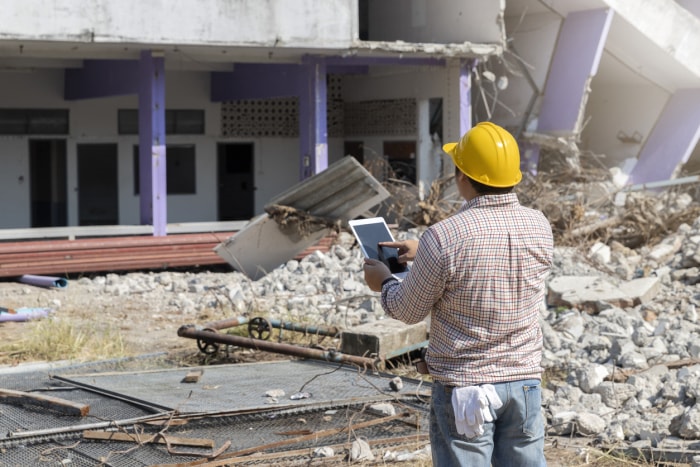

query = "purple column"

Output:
[[298, 56, 328, 180], [138, 50, 167, 236], [628, 89, 700, 184], [537, 8, 613, 135], [460, 60, 473, 136]]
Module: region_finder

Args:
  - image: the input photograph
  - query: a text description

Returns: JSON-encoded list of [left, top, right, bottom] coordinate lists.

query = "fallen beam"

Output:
[[83, 430, 214, 448], [0, 388, 89, 416]]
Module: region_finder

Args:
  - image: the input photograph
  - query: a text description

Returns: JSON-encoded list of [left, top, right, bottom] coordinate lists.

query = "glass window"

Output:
[[119, 109, 204, 135], [0, 109, 69, 134], [133, 145, 196, 195]]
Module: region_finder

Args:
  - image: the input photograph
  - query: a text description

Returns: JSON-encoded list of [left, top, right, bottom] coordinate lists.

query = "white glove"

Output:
[[479, 384, 503, 423], [451, 385, 503, 438]]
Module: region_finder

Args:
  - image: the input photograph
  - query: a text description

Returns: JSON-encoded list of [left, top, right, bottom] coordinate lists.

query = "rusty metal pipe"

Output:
[[203, 316, 340, 337], [178, 325, 379, 368]]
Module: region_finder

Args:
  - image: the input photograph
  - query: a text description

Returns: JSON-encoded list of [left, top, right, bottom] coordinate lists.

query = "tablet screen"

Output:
[[349, 218, 409, 276]]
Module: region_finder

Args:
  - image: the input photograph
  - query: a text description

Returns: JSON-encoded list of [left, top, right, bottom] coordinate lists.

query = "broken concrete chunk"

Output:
[[369, 402, 396, 416], [589, 242, 611, 264], [576, 412, 607, 436], [265, 389, 285, 398], [313, 446, 335, 458], [619, 277, 661, 306], [340, 318, 428, 360], [389, 376, 403, 392], [350, 439, 375, 462], [547, 275, 660, 313]]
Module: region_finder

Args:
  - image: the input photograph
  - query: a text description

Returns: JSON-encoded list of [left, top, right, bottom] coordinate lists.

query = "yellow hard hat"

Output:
[[443, 122, 522, 188]]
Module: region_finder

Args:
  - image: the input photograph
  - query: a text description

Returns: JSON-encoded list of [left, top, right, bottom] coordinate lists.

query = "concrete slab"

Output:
[[215, 156, 390, 280], [547, 275, 661, 313], [340, 318, 428, 360]]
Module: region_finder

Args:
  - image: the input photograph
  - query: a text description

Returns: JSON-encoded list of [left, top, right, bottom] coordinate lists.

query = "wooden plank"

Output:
[[182, 370, 204, 383], [0, 388, 89, 416], [83, 430, 214, 448]]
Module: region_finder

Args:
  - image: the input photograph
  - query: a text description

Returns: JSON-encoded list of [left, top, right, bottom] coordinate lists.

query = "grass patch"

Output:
[[0, 317, 126, 364]]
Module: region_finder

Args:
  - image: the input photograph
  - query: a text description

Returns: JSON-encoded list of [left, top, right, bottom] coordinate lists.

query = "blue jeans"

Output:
[[430, 379, 545, 467]]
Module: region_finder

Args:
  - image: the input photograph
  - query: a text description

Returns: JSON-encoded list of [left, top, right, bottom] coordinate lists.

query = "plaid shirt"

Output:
[[381, 193, 553, 386]]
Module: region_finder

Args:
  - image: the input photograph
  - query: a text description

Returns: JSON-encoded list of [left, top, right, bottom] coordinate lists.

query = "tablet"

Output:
[[348, 217, 409, 280]]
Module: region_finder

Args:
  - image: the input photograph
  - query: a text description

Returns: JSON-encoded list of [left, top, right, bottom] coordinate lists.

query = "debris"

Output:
[[350, 438, 375, 461], [264, 389, 285, 398], [215, 156, 390, 280], [389, 377, 403, 392], [339, 318, 428, 361], [0, 307, 53, 322], [18, 274, 68, 289], [181, 369, 203, 383], [312, 446, 335, 457], [0, 388, 89, 416], [369, 402, 396, 416], [82, 430, 215, 448], [289, 391, 311, 400]]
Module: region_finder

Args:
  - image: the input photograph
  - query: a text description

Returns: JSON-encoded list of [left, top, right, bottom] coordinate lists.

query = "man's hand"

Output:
[[363, 258, 392, 292], [378, 239, 418, 264]]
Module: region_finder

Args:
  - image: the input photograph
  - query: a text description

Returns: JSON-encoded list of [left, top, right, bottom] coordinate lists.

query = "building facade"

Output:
[[0, 0, 698, 235]]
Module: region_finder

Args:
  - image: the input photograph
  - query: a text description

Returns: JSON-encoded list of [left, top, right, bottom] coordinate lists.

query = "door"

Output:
[[78, 144, 118, 225], [29, 139, 67, 227], [218, 143, 255, 220]]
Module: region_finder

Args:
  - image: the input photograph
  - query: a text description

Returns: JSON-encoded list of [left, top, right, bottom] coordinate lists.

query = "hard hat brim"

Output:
[[442, 142, 457, 155]]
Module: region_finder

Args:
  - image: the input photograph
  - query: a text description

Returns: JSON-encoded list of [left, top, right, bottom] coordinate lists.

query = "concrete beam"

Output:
[[210, 64, 303, 101], [537, 8, 613, 137], [628, 88, 700, 184], [64, 59, 139, 100]]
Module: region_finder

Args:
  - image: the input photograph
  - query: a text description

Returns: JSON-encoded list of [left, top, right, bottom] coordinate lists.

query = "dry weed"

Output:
[[0, 317, 126, 364]]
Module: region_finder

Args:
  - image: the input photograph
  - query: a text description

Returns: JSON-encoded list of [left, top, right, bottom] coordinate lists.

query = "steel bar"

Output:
[[178, 325, 379, 367]]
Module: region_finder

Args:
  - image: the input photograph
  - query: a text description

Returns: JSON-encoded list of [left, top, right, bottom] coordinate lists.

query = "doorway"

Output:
[[217, 143, 255, 220], [77, 144, 118, 225], [29, 139, 67, 227]]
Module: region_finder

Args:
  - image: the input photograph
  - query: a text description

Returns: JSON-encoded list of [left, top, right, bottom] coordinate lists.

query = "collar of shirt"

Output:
[[460, 192, 520, 213]]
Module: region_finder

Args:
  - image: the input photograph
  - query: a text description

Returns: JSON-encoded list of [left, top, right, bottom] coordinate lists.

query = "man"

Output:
[[363, 122, 553, 466]]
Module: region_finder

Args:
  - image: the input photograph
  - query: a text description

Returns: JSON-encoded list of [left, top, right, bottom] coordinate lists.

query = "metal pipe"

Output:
[[270, 319, 340, 337], [203, 316, 340, 337], [178, 325, 379, 368]]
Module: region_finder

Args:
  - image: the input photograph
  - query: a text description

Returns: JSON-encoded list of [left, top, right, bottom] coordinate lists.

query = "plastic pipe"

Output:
[[18, 274, 68, 289]]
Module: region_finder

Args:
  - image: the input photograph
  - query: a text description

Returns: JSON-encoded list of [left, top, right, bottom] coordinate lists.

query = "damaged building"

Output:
[[0, 0, 698, 243]]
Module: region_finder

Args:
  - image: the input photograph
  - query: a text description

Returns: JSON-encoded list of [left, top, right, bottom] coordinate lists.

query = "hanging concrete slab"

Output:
[[215, 156, 390, 280]]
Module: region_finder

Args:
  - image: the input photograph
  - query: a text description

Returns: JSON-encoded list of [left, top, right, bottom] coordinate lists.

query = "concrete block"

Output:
[[547, 276, 633, 313], [548, 275, 661, 313], [340, 318, 428, 360], [619, 277, 661, 305]]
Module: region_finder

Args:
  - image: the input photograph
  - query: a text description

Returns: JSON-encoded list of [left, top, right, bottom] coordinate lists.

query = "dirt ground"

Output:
[[0, 278, 200, 364]]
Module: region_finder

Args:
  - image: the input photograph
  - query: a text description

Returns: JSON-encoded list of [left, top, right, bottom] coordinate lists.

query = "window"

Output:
[[119, 109, 205, 135], [0, 109, 69, 134], [133, 145, 196, 194]]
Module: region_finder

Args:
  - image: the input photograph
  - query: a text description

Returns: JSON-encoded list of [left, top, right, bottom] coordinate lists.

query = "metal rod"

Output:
[[269, 319, 340, 337], [178, 325, 379, 368], [203, 317, 340, 337]]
